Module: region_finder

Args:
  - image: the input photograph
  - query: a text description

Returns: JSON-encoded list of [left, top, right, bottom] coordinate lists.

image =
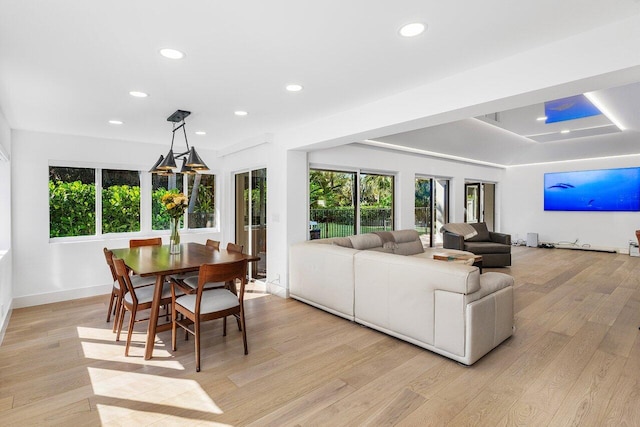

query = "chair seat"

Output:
[[176, 289, 239, 314], [113, 275, 156, 291], [124, 282, 173, 305], [182, 276, 225, 291]]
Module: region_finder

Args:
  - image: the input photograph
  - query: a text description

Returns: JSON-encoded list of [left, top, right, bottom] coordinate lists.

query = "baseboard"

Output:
[[266, 282, 287, 298], [554, 244, 617, 254], [12, 284, 111, 309], [0, 299, 13, 346]]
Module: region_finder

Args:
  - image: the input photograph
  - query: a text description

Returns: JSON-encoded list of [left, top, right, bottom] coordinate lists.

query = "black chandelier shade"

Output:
[[149, 110, 209, 175]]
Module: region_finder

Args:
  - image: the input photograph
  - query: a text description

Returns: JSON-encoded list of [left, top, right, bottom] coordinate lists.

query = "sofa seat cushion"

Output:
[[464, 242, 511, 254], [465, 272, 514, 304]]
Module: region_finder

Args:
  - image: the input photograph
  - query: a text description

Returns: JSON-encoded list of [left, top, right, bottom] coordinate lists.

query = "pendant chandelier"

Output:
[[149, 110, 209, 175]]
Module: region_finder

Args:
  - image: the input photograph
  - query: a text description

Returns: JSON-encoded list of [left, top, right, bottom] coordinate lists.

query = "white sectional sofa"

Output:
[[289, 230, 514, 365]]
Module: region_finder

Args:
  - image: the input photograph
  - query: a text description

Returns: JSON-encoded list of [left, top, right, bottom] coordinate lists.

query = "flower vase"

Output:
[[170, 218, 181, 254]]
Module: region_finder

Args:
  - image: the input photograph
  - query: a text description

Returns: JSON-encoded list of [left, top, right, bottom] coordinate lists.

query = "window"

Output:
[[102, 169, 140, 233], [49, 166, 96, 238], [49, 164, 217, 239], [309, 169, 395, 239], [360, 173, 394, 234], [309, 169, 356, 238], [187, 174, 215, 229]]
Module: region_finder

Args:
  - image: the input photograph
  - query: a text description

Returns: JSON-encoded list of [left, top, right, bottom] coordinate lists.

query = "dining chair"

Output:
[[176, 240, 242, 293], [103, 248, 155, 332], [171, 239, 222, 286], [205, 239, 220, 250], [129, 237, 162, 248], [113, 257, 174, 356], [171, 259, 249, 372], [226, 242, 243, 253]]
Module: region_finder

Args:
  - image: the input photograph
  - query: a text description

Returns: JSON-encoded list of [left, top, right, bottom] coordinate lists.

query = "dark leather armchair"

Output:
[[443, 222, 511, 267]]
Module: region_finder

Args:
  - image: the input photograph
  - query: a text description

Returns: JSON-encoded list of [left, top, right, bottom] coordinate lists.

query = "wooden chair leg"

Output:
[[112, 293, 123, 333], [223, 316, 227, 336], [240, 310, 248, 355], [106, 290, 116, 323], [116, 305, 126, 342], [125, 308, 136, 357], [171, 304, 177, 352], [194, 317, 201, 372]]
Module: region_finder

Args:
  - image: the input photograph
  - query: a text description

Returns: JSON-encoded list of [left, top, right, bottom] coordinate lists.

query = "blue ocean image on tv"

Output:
[[544, 167, 640, 211]]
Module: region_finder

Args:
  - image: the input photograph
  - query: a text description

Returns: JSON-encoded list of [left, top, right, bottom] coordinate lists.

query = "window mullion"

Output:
[[96, 168, 102, 235]]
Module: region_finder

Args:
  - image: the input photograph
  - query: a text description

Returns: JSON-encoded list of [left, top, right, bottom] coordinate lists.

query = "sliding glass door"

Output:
[[235, 168, 267, 280], [309, 169, 356, 238], [309, 169, 395, 239], [464, 181, 495, 230], [415, 176, 449, 247]]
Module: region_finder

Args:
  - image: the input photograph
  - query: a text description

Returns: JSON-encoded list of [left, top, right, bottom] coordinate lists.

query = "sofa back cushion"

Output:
[[331, 237, 354, 248], [393, 240, 424, 256], [349, 233, 383, 250], [466, 222, 491, 242], [390, 229, 420, 243]]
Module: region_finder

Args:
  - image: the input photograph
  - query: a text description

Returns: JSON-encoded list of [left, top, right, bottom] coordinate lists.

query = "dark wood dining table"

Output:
[[111, 242, 259, 359]]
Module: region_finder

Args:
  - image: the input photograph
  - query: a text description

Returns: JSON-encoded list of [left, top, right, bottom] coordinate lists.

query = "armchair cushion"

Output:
[[466, 223, 491, 242], [464, 241, 511, 254]]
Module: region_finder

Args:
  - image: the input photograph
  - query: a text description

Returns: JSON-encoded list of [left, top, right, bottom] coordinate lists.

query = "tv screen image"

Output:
[[544, 167, 640, 211]]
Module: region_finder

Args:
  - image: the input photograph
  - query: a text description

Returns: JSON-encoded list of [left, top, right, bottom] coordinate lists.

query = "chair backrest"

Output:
[[205, 239, 220, 250], [113, 257, 137, 304], [195, 259, 248, 312], [226, 242, 243, 253], [129, 237, 162, 248], [103, 248, 117, 282]]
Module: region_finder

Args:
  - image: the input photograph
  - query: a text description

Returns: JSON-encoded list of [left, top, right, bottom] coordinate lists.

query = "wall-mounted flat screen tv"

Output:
[[544, 167, 640, 211]]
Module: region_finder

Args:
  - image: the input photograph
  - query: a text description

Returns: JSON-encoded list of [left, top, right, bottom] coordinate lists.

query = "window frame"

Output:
[[309, 166, 396, 239], [48, 160, 218, 242]]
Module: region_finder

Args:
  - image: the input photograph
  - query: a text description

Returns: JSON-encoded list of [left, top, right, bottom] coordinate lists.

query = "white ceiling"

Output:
[[1, 0, 640, 165], [376, 81, 640, 165]]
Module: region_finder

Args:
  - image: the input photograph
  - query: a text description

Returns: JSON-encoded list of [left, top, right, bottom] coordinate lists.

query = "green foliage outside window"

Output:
[[102, 185, 141, 233], [49, 180, 96, 237]]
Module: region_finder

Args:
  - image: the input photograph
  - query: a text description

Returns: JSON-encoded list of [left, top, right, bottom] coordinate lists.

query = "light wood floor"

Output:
[[1, 246, 640, 426]]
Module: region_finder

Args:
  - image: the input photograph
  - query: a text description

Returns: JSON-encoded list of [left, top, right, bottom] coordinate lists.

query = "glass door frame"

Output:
[[234, 167, 267, 281]]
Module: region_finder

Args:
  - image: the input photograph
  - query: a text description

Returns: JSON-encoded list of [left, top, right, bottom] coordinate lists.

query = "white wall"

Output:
[[219, 141, 308, 298], [308, 144, 506, 231], [0, 111, 12, 341], [11, 130, 221, 308], [503, 155, 640, 252]]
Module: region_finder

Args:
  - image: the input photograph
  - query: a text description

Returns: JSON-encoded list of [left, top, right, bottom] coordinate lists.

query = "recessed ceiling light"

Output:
[[129, 91, 148, 98], [536, 116, 547, 121], [108, 120, 123, 125], [234, 111, 248, 116], [159, 48, 185, 59], [399, 22, 426, 37], [560, 129, 571, 134], [286, 84, 303, 92], [194, 131, 206, 135]]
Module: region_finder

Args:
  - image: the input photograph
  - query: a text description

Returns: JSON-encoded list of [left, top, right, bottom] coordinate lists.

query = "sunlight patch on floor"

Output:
[[78, 326, 184, 370], [90, 367, 225, 424]]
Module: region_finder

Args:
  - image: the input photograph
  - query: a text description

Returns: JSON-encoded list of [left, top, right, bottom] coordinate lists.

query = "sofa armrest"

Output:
[[489, 232, 511, 245], [443, 231, 465, 250]]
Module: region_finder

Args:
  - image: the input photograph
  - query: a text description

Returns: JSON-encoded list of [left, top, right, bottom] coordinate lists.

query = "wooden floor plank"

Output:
[[1, 247, 640, 425]]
